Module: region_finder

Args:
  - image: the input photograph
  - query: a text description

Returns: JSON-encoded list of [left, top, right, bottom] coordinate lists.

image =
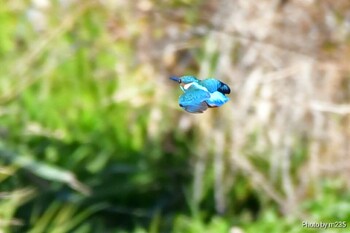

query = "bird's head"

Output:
[[169, 75, 199, 91]]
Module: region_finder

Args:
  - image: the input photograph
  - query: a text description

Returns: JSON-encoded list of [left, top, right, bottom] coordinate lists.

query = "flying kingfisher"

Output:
[[169, 75, 231, 113]]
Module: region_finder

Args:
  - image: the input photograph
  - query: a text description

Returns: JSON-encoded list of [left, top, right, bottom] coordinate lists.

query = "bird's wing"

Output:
[[182, 102, 209, 113], [200, 79, 231, 94], [205, 91, 230, 107], [179, 89, 210, 113]]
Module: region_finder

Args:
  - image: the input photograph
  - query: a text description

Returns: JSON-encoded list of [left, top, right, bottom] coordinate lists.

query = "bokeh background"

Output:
[[1, 0, 350, 232]]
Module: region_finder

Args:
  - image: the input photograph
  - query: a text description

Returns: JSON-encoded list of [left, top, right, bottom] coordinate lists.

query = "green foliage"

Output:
[[173, 215, 229, 233]]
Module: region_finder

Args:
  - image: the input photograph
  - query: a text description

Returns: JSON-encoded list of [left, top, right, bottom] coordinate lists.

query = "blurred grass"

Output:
[[1, 0, 350, 233]]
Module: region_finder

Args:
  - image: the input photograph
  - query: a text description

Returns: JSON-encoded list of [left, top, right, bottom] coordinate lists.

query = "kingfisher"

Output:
[[169, 75, 231, 113]]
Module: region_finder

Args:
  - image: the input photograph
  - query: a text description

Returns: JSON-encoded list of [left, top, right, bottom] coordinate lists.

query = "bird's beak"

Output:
[[169, 76, 181, 83]]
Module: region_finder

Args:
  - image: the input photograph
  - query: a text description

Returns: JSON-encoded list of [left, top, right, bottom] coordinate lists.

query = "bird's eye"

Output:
[[178, 80, 181, 83]]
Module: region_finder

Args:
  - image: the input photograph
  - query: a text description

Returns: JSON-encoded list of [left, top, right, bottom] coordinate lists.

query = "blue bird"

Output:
[[170, 75, 231, 113]]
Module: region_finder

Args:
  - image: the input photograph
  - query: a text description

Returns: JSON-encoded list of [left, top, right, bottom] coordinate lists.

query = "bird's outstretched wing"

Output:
[[181, 102, 209, 113], [199, 79, 231, 94], [205, 92, 230, 107], [179, 89, 210, 113]]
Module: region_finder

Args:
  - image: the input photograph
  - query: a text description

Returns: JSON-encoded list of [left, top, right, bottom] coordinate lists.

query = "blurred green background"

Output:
[[1, 0, 350, 232]]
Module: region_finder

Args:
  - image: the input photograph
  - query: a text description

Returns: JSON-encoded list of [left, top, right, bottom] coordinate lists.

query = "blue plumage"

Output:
[[169, 75, 231, 113], [179, 87, 210, 113], [199, 78, 231, 94]]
